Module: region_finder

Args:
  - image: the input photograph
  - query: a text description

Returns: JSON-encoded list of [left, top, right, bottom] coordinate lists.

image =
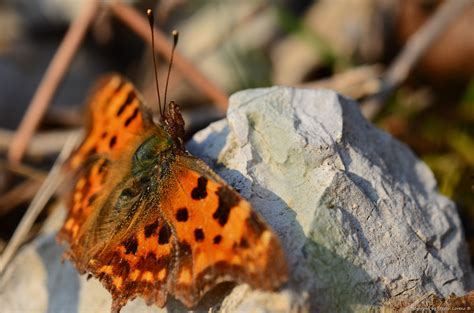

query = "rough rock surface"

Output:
[[188, 87, 472, 311], [0, 87, 471, 312]]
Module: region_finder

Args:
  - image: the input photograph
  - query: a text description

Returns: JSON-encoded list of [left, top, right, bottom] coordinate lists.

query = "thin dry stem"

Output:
[[362, 0, 473, 119], [0, 129, 80, 159], [0, 133, 79, 274], [0, 179, 43, 217], [299, 65, 383, 100], [0, 161, 47, 181], [7, 0, 99, 164]]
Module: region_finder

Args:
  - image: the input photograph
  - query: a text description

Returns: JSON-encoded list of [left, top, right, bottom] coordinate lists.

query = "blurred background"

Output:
[[0, 0, 472, 263]]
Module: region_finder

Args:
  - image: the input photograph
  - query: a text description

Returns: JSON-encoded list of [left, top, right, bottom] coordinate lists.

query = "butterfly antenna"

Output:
[[147, 9, 163, 118], [163, 30, 179, 114]]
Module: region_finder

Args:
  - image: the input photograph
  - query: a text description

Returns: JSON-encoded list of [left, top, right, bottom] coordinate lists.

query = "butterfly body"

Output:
[[58, 74, 288, 312]]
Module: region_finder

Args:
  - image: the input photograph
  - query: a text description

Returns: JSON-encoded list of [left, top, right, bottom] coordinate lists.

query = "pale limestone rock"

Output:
[[188, 87, 472, 311]]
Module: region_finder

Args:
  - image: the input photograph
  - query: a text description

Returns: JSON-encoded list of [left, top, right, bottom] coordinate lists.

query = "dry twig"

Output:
[[8, 0, 99, 164], [1, 129, 80, 159], [0, 134, 79, 274], [109, 2, 229, 111], [44, 106, 83, 128], [299, 65, 383, 100], [0, 162, 47, 216], [0, 179, 43, 217], [0, 161, 47, 181], [362, 0, 473, 119]]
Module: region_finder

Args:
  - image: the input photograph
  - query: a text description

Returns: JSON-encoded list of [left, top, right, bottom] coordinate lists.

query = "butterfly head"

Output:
[[160, 99, 185, 149]]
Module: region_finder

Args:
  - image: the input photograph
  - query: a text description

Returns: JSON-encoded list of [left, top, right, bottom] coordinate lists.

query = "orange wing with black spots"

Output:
[[58, 157, 109, 248], [77, 155, 288, 312], [162, 155, 288, 307], [68, 74, 153, 170], [85, 214, 174, 313], [58, 73, 288, 313], [58, 74, 155, 267]]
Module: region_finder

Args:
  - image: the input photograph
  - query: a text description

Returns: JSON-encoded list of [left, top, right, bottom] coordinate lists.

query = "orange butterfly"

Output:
[[57, 17, 287, 312]]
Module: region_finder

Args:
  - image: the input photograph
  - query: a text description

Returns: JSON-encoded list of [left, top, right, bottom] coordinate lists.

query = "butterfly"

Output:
[[56, 72, 288, 313]]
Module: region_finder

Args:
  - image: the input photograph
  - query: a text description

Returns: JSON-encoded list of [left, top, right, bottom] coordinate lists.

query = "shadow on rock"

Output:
[[36, 234, 80, 313]]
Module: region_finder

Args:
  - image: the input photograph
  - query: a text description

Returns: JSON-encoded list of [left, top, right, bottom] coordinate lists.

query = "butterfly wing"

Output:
[[162, 155, 288, 307], [58, 74, 155, 266], [70, 154, 288, 312], [85, 209, 175, 312], [67, 74, 153, 171]]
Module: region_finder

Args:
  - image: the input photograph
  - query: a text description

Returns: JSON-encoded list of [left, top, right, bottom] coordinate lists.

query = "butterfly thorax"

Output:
[[129, 99, 187, 194], [132, 135, 175, 178], [113, 130, 180, 224], [130, 101, 187, 185]]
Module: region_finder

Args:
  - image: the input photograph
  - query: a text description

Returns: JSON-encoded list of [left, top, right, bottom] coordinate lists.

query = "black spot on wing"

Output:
[[240, 237, 249, 248], [176, 208, 189, 222], [114, 256, 131, 277], [98, 159, 109, 174], [109, 135, 117, 148], [135, 254, 170, 277], [124, 237, 138, 255], [191, 176, 208, 200], [144, 221, 159, 238], [124, 107, 139, 127], [158, 224, 171, 245], [213, 235, 222, 244], [116, 90, 136, 116], [87, 193, 98, 206], [194, 228, 204, 242], [212, 186, 240, 226], [178, 241, 192, 258], [101, 131, 107, 139]]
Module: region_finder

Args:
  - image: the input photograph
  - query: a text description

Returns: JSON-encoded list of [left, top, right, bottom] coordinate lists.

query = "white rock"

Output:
[[0, 87, 471, 312], [188, 87, 472, 311]]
